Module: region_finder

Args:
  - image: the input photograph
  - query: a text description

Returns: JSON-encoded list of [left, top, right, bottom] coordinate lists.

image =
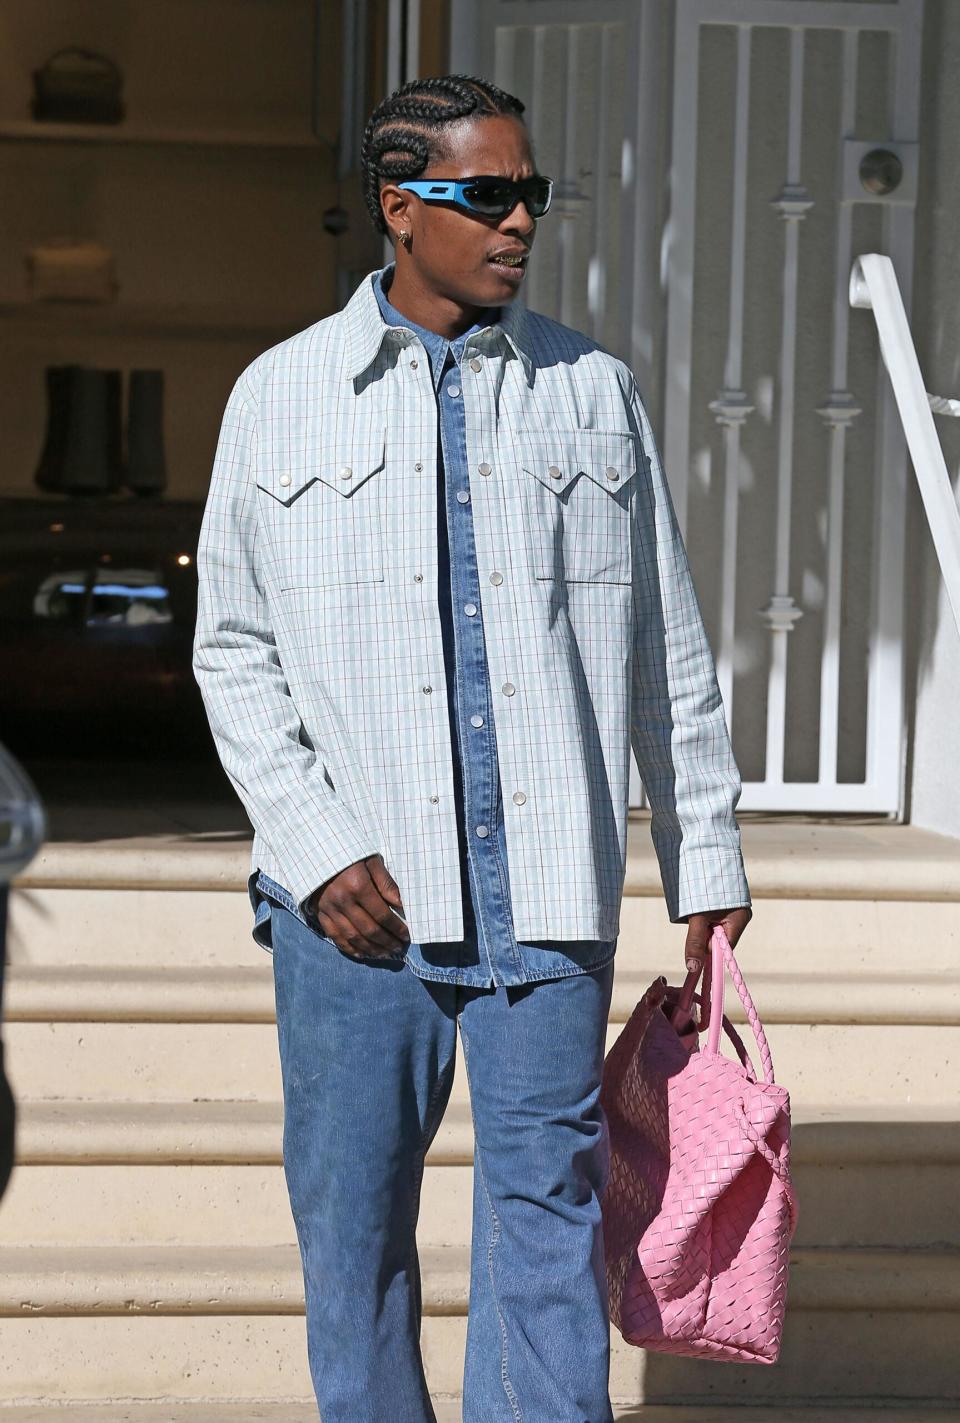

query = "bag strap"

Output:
[[704, 924, 777, 1086], [670, 963, 705, 1028]]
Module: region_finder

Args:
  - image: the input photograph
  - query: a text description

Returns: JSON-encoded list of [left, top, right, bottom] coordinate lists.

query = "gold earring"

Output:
[[398, 229, 411, 249]]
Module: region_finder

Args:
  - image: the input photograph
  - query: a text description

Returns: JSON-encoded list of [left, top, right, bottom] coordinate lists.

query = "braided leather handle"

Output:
[[664, 953, 755, 1075], [704, 924, 776, 1085]]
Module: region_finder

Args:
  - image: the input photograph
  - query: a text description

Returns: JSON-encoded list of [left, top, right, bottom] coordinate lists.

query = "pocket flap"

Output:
[[519, 428, 640, 496], [258, 426, 387, 504]]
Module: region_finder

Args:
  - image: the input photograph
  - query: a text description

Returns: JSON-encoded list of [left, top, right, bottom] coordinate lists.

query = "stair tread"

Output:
[[15, 1096, 960, 1166], [7, 961, 959, 1026], [14, 817, 960, 900], [0, 1243, 956, 1317], [0, 1407, 952, 1422]]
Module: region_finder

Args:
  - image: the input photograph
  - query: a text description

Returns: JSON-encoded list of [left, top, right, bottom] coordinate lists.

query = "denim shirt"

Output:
[[250, 267, 617, 986]]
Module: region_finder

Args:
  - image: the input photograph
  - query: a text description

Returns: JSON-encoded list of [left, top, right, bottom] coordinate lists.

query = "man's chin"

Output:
[[468, 270, 523, 305]]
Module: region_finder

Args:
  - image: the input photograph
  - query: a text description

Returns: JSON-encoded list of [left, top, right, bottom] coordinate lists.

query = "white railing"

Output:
[[850, 253, 960, 638]]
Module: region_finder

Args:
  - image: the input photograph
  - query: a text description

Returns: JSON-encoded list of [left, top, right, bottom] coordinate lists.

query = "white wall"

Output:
[[904, 0, 960, 837]]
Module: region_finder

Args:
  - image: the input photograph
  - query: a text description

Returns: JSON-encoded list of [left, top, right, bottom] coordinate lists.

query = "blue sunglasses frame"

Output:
[[396, 175, 554, 218]]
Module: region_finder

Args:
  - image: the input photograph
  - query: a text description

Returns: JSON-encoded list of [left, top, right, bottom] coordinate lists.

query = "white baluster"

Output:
[[763, 26, 810, 786], [705, 24, 753, 724], [816, 27, 861, 790]]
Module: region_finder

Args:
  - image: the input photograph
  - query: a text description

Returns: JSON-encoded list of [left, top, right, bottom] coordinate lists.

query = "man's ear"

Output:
[[379, 184, 411, 240]]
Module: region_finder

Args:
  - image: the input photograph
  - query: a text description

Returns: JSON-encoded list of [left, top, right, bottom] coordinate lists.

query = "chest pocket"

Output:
[[256, 426, 387, 589], [518, 429, 640, 584]]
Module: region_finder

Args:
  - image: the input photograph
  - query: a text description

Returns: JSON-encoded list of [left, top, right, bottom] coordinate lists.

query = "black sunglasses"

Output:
[[396, 174, 554, 219]]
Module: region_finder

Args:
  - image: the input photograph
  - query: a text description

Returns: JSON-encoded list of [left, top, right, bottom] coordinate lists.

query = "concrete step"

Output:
[[1, 1159, 955, 1253], [11, 881, 960, 970], [6, 1017, 956, 1106], [16, 816, 960, 901], [0, 1246, 956, 1406], [2, 1243, 955, 1316], [0, 1408, 953, 1422], [7, 962, 958, 1026], [16, 1100, 290, 1163], [9, 818, 960, 972], [8, 884, 960, 976], [5, 1103, 958, 1250], [4, 1308, 958, 1408], [19, 1098, 958, 1167]]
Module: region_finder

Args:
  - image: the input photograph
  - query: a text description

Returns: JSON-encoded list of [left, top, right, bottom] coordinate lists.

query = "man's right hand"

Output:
[[307, 854, 411, 961]]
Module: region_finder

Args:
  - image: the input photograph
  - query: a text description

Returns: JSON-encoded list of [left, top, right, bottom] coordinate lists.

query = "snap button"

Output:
[[489, 571, 503, 586], [501, 681, 515, 696], [278, 474, 291, 487], [339, 466, 353, 480], [410, 359, 419, 369], [456, 490, 470, 503], [548, 465, 562, 479], [464, 602, 477, 615], [475, 824, 490, 838], [414, 573, 423, 582], [512, 791, 526, 805], [478, 462, 492, 475], [605, 466, 620, 481], [415, 462, 423, 472], [470, 714, 484, 727], [428, 794, 439, 803], [422, 684, 433, 694], [469, 359, 482, 372]]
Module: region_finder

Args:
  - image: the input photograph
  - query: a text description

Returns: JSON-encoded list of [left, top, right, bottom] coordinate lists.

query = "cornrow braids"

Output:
[[360, 73, 526, 237]]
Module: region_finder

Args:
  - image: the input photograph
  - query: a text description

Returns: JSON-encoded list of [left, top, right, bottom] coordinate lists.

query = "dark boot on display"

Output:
[[124, 368, 166, 496], [59, 367, 117, 496], [34, 363, 81, 492], [104, 368, 124, 492]]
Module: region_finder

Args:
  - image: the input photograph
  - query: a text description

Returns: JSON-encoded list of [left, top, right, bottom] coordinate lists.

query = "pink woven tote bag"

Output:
[[600, 924, 798, 1364]]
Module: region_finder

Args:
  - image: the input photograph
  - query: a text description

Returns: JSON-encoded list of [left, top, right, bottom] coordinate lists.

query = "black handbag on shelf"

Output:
[[31, 46, 125, 125]]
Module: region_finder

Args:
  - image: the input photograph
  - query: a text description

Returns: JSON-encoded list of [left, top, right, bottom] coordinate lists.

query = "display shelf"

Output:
[[0, 300, 320, 341], [0, 119, 332, 150]]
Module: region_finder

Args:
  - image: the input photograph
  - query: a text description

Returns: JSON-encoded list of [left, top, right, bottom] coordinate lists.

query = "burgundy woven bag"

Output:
[[600, 924, 799, 1363]]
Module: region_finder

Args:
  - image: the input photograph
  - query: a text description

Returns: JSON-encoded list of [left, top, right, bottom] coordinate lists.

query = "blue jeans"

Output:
[[266, 891, 616, 1422]]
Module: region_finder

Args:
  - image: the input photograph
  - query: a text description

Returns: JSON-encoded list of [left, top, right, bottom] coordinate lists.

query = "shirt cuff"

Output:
[[657, 841, 752, 924]]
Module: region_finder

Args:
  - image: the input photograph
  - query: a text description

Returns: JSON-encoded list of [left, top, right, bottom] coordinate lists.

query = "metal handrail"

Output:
[[850, 254, 960, 638], [928, 393, 960, 418]]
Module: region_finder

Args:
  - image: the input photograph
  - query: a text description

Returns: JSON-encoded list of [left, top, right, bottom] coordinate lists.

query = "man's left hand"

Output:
[[683, 905, 752, 976]]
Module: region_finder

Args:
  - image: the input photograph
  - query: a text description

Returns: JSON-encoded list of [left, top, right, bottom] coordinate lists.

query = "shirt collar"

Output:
[[371, 267, 491, 390], [342, 261, 535, 387]]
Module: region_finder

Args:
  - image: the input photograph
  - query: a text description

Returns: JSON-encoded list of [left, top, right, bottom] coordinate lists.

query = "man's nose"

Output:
[[502, 200, 536, 236]]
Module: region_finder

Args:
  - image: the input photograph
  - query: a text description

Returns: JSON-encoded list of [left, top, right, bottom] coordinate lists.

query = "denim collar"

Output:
[[342, 260, 536, 387], [372, 266, 497, 382]]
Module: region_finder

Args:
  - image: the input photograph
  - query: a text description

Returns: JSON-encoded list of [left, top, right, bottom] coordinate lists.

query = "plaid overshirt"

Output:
[[193, 262, 751, 943]]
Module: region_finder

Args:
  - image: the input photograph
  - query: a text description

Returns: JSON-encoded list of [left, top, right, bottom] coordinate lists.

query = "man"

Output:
[[194, 72, 751, 1423]]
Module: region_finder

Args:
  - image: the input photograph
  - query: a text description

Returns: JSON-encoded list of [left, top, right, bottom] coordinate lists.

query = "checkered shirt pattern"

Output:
[[192, 262, 751, 942]]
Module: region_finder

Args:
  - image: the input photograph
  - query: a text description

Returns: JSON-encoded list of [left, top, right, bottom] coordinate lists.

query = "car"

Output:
[[0, 495, 210, 756]]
